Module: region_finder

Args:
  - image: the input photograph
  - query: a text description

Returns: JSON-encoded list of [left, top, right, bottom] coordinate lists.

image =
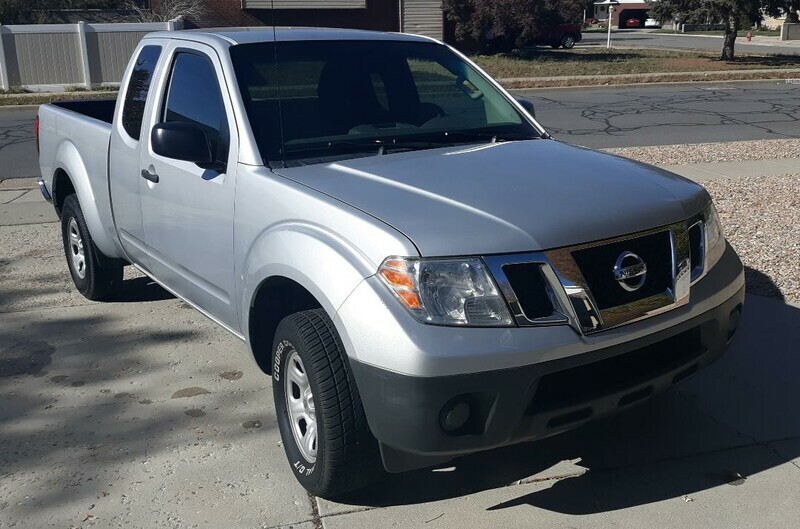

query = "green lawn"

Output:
[[472, 48, 800, 79]]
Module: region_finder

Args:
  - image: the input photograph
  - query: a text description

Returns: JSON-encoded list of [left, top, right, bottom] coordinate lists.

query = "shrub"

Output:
[[444, 0, 585, 53]]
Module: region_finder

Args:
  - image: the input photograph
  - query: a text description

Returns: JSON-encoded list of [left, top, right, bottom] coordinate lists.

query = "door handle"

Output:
[[141, 169, 159, 184]]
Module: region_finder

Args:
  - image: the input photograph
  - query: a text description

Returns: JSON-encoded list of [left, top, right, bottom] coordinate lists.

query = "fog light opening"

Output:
[[440, 401, 471, 433]]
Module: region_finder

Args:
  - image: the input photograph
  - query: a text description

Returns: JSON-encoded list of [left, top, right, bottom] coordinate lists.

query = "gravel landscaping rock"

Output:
[[701, 174, 800, 304], [604, 139, 800, 166]]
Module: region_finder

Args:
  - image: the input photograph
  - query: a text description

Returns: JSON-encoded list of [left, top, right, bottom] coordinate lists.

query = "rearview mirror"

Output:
[[514, 96, 536, 119], [151, 122, 213, 165]]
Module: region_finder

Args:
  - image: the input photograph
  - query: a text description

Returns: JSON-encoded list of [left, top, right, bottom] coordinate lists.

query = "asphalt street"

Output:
[[582, 30, 800, 55], [0, 107, 39, 180], [520, 81, 800, 148], [2, 81, 800, 178]]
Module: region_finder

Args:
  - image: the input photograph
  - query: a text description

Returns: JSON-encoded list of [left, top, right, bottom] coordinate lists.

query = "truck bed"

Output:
[[38, 98, 122, 259], [52, 99, 116, 124]]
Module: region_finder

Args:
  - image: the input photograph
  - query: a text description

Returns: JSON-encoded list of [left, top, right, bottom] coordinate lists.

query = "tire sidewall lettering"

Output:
[[273, 340, 291, 382], [293, 459, 315, 477]]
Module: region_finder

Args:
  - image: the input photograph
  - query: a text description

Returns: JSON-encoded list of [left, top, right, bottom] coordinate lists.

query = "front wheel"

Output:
[[273, 309, 382, 498], [61, 194, 123, 301], [561, 34, 576, 49]]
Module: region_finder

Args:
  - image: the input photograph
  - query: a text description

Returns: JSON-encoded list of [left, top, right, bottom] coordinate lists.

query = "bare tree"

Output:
[[123, 0, 206, 23]]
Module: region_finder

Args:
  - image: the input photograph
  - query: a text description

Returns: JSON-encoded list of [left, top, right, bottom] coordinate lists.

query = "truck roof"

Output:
[[144, 27, 436, 47]]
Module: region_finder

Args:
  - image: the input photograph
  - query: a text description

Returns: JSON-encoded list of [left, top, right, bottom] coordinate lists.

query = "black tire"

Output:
[[273, 309, 382, 498], [61, 194, 123, 301], [561, 34, 576, 49]]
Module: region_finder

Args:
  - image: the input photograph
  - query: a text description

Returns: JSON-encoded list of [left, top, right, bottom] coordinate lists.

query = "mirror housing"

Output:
[[514, 96, 536, 119], [151, 122, 214, 165]]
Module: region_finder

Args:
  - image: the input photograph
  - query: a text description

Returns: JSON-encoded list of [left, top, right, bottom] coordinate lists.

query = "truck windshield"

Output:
[[230, 40, 542, 167]]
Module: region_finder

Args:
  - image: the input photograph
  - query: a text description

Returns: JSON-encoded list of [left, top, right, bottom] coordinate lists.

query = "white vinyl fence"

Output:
[[782, 23, 800, 41], [0, 20, 183, 91]]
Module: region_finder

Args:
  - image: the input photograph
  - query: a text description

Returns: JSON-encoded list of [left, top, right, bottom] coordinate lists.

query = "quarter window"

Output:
[[163, 52, 230, 165], [121, 45, 162, 140]]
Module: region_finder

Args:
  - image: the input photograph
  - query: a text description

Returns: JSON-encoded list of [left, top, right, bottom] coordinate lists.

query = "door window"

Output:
[[121, 45, 162, 140], [162, 52, 230, 165]]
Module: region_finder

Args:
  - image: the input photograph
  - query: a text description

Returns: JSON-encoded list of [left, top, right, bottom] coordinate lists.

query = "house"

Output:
[[593, 0, 652, 28], [195, 0, 445, 40]]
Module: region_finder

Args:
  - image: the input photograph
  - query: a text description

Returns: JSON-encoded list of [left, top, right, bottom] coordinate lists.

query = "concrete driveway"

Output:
[[1, 191, 799, 528]]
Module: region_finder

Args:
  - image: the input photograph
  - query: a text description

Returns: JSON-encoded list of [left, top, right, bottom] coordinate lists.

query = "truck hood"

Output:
[[276, 140, 709, 256]]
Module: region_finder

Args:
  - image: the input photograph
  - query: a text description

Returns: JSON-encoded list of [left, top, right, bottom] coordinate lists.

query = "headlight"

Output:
[[378, 257, 514, 326], [704, 202, 725, 270]]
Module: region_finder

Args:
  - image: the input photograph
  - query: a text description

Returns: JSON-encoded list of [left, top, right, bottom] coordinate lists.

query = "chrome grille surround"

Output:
[[483, 219, 698, 335]]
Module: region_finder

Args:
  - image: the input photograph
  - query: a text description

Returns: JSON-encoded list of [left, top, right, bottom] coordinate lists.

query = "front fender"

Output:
[[240, 221, 383, 349], [53, 140, 123, 259]]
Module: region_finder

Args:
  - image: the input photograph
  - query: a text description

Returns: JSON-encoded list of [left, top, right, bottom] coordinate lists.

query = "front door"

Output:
[[139, 44, 239, 332]]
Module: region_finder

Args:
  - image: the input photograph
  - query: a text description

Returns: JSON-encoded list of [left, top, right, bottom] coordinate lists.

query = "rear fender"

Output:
[[52, 140, 123, 258]]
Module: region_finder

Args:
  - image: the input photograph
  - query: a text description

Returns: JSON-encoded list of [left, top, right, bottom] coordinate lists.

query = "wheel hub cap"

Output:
[[285, 350, 317, 463], [68, 217, 86, 280]]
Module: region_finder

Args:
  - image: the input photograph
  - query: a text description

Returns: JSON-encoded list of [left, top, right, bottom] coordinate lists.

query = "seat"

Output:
[[317, 61, 393, 136]]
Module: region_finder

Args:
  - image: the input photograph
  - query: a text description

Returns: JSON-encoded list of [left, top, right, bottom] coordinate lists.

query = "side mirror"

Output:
[[514, 96, 536, 119], [151, 122, 214, 165]]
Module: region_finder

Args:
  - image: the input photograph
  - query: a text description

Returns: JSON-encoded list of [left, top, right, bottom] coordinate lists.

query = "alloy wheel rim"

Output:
[[285, 349, 317, 463], [68, 217, 86, 279]]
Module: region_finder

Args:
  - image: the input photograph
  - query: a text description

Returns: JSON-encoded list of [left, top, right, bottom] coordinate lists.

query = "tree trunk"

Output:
[[721, 11, 738, 61]]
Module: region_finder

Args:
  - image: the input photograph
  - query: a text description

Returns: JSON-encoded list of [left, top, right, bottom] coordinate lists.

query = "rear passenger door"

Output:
[[109, 43, 163, 270], [139, 42, 240, 333]]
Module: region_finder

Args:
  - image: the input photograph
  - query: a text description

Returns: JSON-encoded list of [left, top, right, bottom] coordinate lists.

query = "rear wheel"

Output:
[[561, 34, 576, 49], [273, 309, 382, 498], [61, 194, 123, 301]]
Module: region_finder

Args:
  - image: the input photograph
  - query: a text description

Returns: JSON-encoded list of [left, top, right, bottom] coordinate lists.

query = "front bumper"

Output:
[[339, 244, 745, 473], [354, 285, 743, 472]]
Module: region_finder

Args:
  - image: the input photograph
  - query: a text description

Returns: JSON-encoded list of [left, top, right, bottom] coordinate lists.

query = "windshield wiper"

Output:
[[440, 130, 538, 143], [282, 138, 448, 157]]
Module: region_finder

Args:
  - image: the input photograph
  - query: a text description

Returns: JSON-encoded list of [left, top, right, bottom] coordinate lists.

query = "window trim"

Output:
[[159, 47, 231, 166], [121, 44, 163, 142]]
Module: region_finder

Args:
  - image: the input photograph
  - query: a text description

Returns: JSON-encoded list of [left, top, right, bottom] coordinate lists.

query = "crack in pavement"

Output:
[[676, 388, 800, 474]]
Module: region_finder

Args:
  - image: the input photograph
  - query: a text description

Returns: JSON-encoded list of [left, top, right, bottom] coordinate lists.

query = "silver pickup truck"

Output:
[[37, 28, 745, 498]]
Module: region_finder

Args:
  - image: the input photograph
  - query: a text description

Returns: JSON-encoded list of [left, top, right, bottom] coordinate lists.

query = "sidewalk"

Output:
[[659, 157, 800, 181], [0, 177, 55, 226], [2, 156, 796, 228], [662, 31, 800, 48]]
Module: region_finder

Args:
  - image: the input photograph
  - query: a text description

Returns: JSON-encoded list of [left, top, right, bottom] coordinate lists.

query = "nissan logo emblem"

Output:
[[613, 251, 647, 292]]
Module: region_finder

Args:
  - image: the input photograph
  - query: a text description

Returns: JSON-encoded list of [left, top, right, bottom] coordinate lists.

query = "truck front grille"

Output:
[[572, 230, 673, 311], [501, 263, 556, 320], [483, 218, 696, 334]]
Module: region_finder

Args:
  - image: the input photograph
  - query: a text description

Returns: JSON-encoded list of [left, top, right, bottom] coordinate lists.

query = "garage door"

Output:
[[402, 0, 443, 40]]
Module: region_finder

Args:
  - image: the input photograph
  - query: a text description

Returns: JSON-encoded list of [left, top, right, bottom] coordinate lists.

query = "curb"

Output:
[[498, 68, 800, 89], [508, 76, 798, 92], [0, 178, 39, 190]]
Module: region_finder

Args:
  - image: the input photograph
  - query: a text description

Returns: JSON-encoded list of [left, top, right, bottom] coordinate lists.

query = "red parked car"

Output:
[[531, 23, 583, 49], [625, 18, 643, 28]]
